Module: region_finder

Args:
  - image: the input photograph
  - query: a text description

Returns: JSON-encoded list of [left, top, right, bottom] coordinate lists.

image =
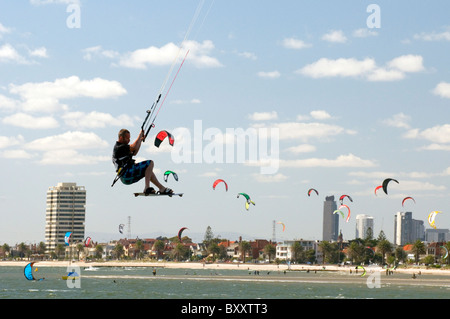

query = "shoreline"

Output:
[[2, 260, 450, 276]]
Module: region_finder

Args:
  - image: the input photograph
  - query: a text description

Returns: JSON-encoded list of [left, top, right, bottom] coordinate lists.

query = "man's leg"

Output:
[[145, 160, 165, 192]]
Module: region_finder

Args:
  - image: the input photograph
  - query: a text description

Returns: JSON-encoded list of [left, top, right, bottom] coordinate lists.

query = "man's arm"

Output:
[[129, 130, 145, 155]]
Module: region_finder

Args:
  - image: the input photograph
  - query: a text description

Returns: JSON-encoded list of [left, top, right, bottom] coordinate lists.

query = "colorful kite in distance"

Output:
[[154, 130, 174, 148], [402, 196, 415, 207], [308, 188, 319, 196], [382, 178, 399, 195], [164, 170, 178, 182], [213, 179, 228, 191]]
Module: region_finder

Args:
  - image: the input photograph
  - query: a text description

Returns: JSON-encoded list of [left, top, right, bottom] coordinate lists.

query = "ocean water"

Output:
[[1, 265, 450, 300]]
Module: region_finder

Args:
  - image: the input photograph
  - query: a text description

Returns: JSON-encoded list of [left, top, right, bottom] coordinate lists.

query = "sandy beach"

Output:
[[2, 260, 450, 276]]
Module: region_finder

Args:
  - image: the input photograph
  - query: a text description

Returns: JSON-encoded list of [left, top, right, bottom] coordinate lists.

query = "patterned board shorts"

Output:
[[120, 160, 152, 185]]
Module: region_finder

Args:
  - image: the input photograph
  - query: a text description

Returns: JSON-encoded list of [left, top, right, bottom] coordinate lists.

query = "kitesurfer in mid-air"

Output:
[[112, 128, 174, 195]]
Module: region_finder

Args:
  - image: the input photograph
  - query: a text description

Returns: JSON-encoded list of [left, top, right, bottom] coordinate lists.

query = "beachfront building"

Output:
[[45, 182, 86, 253], [394, 212, 425, 246], [322, 196, 338, 242], [355, 214, 374, 239], [276, 240, 321, 263]]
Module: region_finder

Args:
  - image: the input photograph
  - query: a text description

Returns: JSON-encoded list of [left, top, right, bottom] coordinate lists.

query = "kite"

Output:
[[237, 193, 255, 210], [277, 222, 286, 232], [333, 209, 345, 219], [154, 130, 174, 148], [64, 232, 72, 246], [442, 246, 449, 260], [382, 178, 399, 195], [339, 204, 351, 222], [308, 188, 319, 196], [356, 265, 366, 277], [85, 236, 92, 247], [339, 194, 353, 205], [119, 224, 125, 234], [164, 170, 178, 182], [428, 211, 442, 229], [213, 179, 228, 191], [374, 185, 383, 196], [402, 196, 415, 207], [24, 262, 44, 281], [178, 227, 188, 241]]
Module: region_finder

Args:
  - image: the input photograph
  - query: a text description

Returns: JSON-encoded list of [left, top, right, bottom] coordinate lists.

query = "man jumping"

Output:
[[112, 128, 173, 195]]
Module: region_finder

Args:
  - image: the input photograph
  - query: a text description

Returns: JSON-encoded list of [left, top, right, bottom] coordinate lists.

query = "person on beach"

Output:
[[112, 129, 174, 195]]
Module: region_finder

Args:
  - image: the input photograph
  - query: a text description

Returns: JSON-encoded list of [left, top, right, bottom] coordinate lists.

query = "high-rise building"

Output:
[[355, 214, 374, 239], [45, 182, 86, 252], [394, 212, 424, 246], [322, 195, 338, 241]]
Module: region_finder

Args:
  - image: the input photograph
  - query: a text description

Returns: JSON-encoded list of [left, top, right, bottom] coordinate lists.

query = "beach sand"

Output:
[[2, 260, 449, 276]]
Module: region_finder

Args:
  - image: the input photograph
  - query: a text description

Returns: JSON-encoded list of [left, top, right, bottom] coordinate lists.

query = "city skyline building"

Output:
[[45, 182, 86, 252], [355, 214, 374, 239], [394, 212, 425, 246], [322, 195, 338, 242]]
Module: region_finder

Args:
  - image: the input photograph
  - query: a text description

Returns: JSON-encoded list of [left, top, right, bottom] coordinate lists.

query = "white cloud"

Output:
[[413, 29, 450, 41], [26, 131, 108, 151], [82, 45, 119, 61], [286, 144, 316, 154], [257, 71, 281, 79], [28, 47, 48, 58], [352, 28, 378, 38], [282, 38, 312, 49], [0, 135, 25, 149], [237, 51, 257, 60], [432, 82, 450, 99], [248, 111, 278, 121], [280, 154, 376, 168], [387, 55, 424, 73], [266, 122, 349, 142], [310, 110, 331, 120], [0, 94, 19, 111], [297, 57, 376, 78], [404, 124, 450, 145], [38, 149, 109, 165], [118, 40, 222, 69], [0, 149, 35, 159], [2, 113, 59, 129], [298, 55, 425, 82], [62, 111, 133, 129], [382, 113, 411, 129], [0, 44, 28, 64], [0, 23, 11, 38], [9, 76, 127, 112], [322, 30, 347, 43]]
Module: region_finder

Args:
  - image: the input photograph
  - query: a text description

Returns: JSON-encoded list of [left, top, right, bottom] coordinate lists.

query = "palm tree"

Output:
[[95, 244, 103, 259], [76, 243, 84, 260], [1, 243, 10, 259], [319, 241, 333, 264], [239, 241, 251, 263], [411, 240, 426, 264], [135, 239, 144, 260], [291, 242, 304, 263], [376, 239, 392, 265], [154, 240, 165, 260], [172, 243, 188, 261], [207, 242, 221, 261], [264, 244, 276, 263], [55, 244, 65, 260], [113, 243, 124, 260], [18, 242, 27, 260]]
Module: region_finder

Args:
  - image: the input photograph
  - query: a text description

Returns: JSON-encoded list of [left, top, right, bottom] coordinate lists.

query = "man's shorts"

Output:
[[120, 160, 152, 185]]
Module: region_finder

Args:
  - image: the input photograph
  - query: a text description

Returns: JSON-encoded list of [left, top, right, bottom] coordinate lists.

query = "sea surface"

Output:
[[1, 265, 450, 300]]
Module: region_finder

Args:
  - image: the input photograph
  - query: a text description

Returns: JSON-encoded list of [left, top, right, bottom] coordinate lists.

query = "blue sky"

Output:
[[1, 0, 450, 245]]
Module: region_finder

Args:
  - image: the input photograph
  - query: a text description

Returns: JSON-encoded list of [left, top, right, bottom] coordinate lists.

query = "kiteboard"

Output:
[[134, 192, 183, 197]]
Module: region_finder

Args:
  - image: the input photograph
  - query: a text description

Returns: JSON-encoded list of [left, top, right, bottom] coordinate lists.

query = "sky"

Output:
[[1, 0, 450, 245]]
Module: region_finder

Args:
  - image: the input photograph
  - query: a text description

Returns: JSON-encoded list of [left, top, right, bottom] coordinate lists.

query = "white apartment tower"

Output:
[[355, 214, 374, 239], [45, 182, 86, 252]]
